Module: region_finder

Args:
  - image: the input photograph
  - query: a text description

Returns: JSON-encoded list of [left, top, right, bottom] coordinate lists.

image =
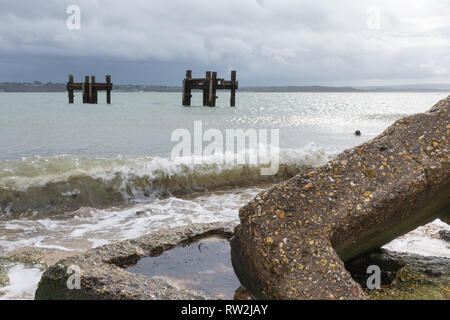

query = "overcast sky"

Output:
[[0, 0, 449, 86]]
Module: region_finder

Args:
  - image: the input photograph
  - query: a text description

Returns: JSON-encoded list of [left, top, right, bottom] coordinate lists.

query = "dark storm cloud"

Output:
[[0, 0, 449, 85]]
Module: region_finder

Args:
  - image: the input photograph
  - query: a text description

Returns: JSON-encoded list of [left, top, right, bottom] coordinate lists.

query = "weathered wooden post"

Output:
[[89, 76, 93, 104], [209, 72, 217, 107], [182, 70, 192, 106], [68, 74, 74, 104], [230, 70, 236, 107], [203, 71, 211, 106], [90, 76, 98, 104], [106, 75, 112, 104], [83, 76, 89, 103]]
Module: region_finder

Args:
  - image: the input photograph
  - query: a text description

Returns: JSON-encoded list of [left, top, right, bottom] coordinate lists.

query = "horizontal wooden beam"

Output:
[[67, 83, 113, 91], [189, 83, 238, 90]]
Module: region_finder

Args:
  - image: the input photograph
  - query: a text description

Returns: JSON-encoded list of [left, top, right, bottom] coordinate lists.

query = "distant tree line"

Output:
[[0, 82, 447, 93]]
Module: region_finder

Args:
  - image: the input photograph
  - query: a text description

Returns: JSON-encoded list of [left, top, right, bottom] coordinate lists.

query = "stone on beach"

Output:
[[230, 96, 450, 300], [439, 230, 450, 242], [0, 262, 9, 287]]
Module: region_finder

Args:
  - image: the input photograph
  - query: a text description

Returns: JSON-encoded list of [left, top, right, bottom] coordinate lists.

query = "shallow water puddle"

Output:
[[0, 263, 43, 300], [126, 237, 242, 299]]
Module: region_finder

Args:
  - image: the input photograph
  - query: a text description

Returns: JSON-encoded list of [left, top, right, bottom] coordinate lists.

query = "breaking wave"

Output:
[[0, 144, 330, 216]]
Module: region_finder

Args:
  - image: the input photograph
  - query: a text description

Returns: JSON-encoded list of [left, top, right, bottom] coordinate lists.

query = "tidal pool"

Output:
[[126, 237, 242, 299]]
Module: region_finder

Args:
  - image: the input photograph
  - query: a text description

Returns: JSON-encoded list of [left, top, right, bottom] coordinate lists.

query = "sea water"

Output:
[[0, 91, 448, 298]]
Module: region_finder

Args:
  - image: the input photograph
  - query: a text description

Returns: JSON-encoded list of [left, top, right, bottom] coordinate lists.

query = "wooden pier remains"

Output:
[[67, 75, 113, 104], [182, 70, 238, 107]]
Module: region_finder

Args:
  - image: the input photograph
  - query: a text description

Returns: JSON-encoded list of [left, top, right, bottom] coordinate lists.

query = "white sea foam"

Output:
[[383, 219, 450, 258], [0, 263, 43, 300], [0, 187, 262, 253]]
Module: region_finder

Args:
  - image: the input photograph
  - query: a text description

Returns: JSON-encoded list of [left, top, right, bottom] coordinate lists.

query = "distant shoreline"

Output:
[[0, 82, 449, 93]]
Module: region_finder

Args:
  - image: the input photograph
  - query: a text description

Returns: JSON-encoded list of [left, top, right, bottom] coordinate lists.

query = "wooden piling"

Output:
[[68, 75, 74, 104], [182, 70, 237, 107], [203, 71, 211, 106], [68, 75, 112, 104], [230, 70, 236, 107], [209, 72, 217, 107], [182, 70, 192, 106], [90, 76, 98, 104], [89, 76, 94, 104], [83, 76, 89, 103], [106, 75, 111, 104]]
